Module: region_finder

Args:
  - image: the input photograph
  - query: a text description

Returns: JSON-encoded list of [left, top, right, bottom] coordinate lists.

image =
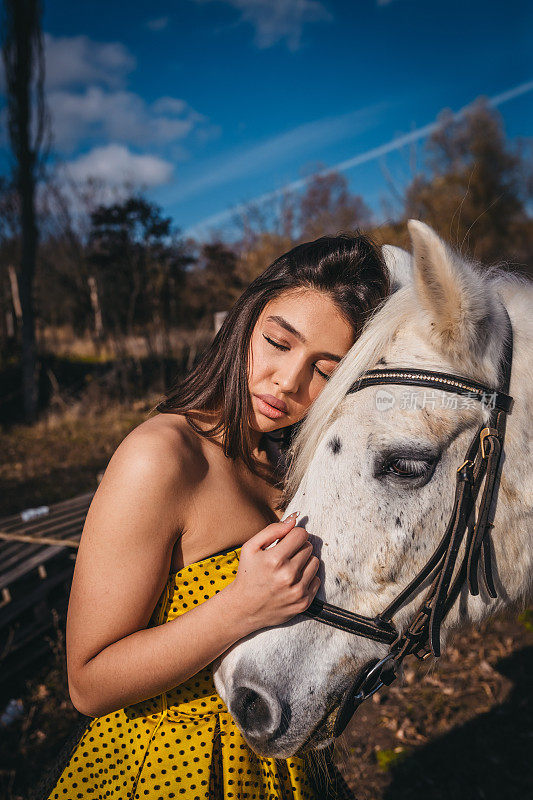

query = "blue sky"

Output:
[[2, 0, 532, 238]]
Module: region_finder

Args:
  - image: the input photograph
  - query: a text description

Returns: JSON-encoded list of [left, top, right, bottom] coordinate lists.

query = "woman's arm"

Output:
[[67, 421, 318, 718]]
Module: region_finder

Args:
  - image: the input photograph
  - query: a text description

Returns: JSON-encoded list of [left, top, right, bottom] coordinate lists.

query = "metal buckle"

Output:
[[480, 427, 498, 459], [352, 653, 397, 702], [456, 459, 474, 474], [414, 646, 432, 661]]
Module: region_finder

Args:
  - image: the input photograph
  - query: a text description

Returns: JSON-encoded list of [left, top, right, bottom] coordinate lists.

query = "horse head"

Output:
[[214, 220, 533, 757]]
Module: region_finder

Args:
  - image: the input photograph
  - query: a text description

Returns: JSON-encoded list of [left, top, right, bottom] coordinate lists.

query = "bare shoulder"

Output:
[[83, 413, 207, 553], [111, 412, 205, 486]]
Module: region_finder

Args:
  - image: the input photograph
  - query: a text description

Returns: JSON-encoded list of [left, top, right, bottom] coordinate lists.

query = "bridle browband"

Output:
[[303, 308, 514, 738]]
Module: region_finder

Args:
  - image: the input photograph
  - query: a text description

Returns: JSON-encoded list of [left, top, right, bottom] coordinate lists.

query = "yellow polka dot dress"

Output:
[[45, 548, 322, 800]]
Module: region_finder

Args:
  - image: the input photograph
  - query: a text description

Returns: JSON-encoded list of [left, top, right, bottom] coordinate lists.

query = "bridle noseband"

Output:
[[303, 309, 514, 738]]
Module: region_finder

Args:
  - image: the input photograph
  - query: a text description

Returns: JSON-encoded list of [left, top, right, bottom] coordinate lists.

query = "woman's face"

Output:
[[248, 288, 355, 434]]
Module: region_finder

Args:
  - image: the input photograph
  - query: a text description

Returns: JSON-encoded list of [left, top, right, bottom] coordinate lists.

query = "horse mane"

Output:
[[284, 286, 415, 502]]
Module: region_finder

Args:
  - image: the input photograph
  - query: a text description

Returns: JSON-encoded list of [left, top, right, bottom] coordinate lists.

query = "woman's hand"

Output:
[[228, 514, 320, 631]]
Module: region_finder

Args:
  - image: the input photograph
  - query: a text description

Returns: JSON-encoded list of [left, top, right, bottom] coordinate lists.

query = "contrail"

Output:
[[184, 79, 533, 238]]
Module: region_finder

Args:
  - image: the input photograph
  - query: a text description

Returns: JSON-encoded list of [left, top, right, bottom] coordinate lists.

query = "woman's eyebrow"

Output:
[[267, 315, 305, 341], [266, 315, 343, 362]]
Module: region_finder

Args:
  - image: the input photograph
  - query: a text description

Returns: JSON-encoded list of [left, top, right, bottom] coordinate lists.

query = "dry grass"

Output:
[[38, 325, 213, 360], [0, 398, 156, 516], [0, 398, 159, 797]]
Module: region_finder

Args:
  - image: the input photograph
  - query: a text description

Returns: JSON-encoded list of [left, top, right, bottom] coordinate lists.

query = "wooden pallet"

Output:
[[0, 492, 93, 683]]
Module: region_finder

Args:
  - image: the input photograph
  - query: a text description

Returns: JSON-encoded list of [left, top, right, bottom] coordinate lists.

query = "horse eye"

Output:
[[388, 458, 430, 477], [375, 453, 439, 486]]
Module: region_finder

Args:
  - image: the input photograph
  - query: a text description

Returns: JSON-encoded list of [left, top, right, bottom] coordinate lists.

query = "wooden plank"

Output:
[[1, 538, 72, 579], [0, 524, 81, 566], [0, 517, 85, 574], [0, 531, 80, 548], [0, 502, 91, 537], [0, 545, 74, 592], [0, 491, 96, 682], [0, 492, 93, 529], [0, 500, 90, 565], [0, 564, 74, 631], [0, 507, 90, 549]]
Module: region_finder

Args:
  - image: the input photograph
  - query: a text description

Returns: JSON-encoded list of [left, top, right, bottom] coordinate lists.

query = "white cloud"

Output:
[[44, 33, 135, 90], [0, 32, 134, 93], [194, 0, 331, 50], [0, 33, 209, 156], [49, 86, 204, 153], [64, 144, 174, 188], [147, 16, 170, 31], [152, 97, 187, 115], [41, 35, 210, 155]]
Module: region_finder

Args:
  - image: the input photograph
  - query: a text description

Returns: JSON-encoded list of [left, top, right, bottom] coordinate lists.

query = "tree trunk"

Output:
[[88, 274, 104, 339], [2, 0, 47, 421], [8, 264, 22, 323], [18, 160, 39, 419]]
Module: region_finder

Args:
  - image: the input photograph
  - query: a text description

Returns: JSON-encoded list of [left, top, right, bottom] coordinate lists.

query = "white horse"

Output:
[[214, 220, 533, 758]]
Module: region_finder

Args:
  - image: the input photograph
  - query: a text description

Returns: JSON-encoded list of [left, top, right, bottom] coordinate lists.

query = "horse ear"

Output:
[[381, 245, 413, 291], [407, 219, 498, 363]]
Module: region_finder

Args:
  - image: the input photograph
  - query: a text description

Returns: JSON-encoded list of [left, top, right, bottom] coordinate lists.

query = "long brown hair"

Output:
[[156, 232, 390, 480]]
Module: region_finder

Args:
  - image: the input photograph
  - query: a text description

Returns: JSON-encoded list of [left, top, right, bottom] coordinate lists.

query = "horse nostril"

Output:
[[231, 685, 281, 739]]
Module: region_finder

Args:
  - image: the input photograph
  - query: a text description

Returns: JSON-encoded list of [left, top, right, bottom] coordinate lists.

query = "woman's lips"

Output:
[[255, 394, 288, 419]]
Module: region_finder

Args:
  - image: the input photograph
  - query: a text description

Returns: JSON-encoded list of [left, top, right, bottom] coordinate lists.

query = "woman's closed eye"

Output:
[[263, 334, 288, 351], [262, 334, 331, 380], [313, 365, 331, 380]]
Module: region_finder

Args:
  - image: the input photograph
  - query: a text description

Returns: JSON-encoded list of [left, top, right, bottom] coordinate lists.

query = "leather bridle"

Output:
[[303, 308, 514, 738]]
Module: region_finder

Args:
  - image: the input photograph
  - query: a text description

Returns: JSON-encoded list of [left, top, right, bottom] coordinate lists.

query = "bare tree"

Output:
[[1, 0, 49, 419], [299, 169, 372, 240], [405, 101, 532, 268]]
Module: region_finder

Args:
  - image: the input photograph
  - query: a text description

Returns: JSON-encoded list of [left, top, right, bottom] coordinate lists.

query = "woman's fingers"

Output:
[[271, 525, 311, 561], [233, 517, 320, 629], [287, 541, 315, 579], [300, 553, 320, 590], [248, 513, 300, 551], [305, 576, 321, 605]]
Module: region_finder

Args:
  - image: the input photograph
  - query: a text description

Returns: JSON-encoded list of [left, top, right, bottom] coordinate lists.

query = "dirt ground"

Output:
[[1, 407, 531, 800], [334, 613, 533, 800]]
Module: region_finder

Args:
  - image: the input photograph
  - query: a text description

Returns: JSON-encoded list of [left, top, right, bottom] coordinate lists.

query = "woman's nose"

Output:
[[274, 362, 304, 393]]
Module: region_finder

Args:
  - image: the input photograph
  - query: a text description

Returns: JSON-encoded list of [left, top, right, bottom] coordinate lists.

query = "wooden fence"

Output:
[[0, 493, 92, 684]]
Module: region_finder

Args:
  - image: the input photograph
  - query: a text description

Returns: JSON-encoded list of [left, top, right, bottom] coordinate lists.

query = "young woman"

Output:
[[43, 233, 390, 800]]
